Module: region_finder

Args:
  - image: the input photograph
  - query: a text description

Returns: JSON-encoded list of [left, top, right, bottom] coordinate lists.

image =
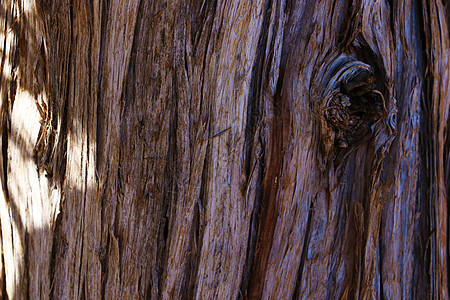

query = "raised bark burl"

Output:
[[318, 54, 393, 164]]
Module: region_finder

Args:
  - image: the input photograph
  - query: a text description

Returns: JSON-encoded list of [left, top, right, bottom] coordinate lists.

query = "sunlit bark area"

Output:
[[0, 0, 449, 299]]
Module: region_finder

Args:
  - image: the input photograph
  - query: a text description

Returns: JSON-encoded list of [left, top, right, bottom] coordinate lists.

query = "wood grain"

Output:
[[0, 0, 449, 299]]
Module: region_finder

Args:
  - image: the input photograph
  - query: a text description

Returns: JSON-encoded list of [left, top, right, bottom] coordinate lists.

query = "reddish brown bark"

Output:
[[0, 0, 449, 299]]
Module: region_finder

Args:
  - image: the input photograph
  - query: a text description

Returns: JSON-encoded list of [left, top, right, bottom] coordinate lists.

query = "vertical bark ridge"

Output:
[[192, 0, 269, 298], [379, 0, 425, 298], [239, 0, 285, 298], [422, 1, 450, 299]]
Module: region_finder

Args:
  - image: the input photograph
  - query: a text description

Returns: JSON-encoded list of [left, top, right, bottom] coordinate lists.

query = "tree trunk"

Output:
[[0, 0, 449, 299]]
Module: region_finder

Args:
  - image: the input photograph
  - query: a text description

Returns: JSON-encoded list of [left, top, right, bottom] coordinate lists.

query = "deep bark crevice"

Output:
[[1, 100, 9, 207], [49, 209, 64, 299], [387, 0, 396, 46], [99, 227, 110, 300], [156, 83, 179, 299], [240, 2, 289, 297], [95, 0, 111, 175], [239, 179, 261, 299], [292, 195, 316, 300], [417, 1, 434, 298], [183, 200, 204, 299], [76, 233, 85, 299], [412, 1, 432, 297], [186, 140, 210, 298], [247, 62, 286, 300], [244, 0, 272, 180]]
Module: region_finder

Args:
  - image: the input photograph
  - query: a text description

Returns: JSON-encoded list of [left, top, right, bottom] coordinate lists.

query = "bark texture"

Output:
[[0, 0, 449, 299]]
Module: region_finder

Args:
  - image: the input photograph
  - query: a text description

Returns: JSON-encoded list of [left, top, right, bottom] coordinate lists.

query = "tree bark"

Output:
[[0, 0, 449, 299]]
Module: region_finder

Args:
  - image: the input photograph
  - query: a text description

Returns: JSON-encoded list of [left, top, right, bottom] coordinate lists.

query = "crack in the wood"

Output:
[[0, 7, 8, 89], [247, 66, 285, 300], [239, 0, 278, 297], [292, 195, 316, 300], [183, 133, 209, 299], [96, 0, 113, 298], [77, 233, 85, 299], [95, 0, 111, 177]]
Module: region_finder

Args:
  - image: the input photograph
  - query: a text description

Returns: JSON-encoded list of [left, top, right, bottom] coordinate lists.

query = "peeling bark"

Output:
[[0, 0, 449, 299]]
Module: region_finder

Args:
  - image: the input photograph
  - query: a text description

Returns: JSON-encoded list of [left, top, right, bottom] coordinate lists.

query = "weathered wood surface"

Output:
[[0, 0, 449, 299]]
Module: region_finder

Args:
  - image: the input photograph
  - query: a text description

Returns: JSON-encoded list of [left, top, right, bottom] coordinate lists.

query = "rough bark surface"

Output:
[[0, 0, 449, 299]]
